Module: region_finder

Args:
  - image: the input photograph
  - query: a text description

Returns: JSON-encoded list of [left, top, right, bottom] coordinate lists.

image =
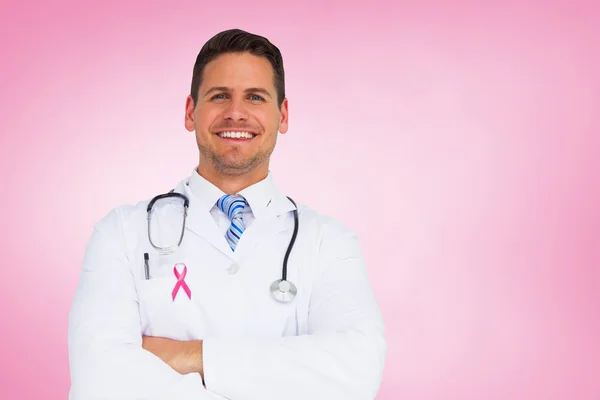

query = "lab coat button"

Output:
[[227, 263, 239, 274]]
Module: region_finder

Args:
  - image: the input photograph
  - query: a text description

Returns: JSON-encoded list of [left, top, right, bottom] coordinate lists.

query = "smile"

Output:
[[217, 131, 256, 139]]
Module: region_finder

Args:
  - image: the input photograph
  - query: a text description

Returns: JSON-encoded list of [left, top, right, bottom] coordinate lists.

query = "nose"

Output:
[[223, 97, 248, 121]]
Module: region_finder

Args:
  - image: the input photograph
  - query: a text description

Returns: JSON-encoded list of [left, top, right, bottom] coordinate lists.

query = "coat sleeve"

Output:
[[202, 220, 387, 400], [68, 208, 225, 400]]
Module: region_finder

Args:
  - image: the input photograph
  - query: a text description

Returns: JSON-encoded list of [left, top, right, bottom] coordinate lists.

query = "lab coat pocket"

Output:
[[137, 277, 211, 341], [245, 292, 299, 338]]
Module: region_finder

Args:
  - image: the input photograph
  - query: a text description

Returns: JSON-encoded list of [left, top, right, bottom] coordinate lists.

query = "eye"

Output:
[[211, 93, 227, 100], [249, 94, 264, 101]]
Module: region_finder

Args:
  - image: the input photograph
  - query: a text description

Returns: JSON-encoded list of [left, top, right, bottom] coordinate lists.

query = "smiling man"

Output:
[[68, 29, 386, 400]]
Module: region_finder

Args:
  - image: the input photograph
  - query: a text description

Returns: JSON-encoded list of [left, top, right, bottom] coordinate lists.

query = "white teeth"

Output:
[[218, 131, 255, 139]]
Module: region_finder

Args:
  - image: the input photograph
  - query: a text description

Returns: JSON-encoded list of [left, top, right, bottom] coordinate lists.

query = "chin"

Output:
[[215, 157, 254, 170]]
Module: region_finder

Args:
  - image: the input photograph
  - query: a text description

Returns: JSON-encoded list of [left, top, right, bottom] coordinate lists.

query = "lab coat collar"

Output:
[[186, 167, 294, 219], [187, 169, 227, 214]]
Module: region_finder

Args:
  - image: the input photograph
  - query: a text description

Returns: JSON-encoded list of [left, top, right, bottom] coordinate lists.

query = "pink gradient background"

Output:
[[1, 0, 599, 399]]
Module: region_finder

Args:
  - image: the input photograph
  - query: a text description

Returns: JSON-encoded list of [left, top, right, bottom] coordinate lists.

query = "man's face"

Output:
[[185, 52, 288, 177]]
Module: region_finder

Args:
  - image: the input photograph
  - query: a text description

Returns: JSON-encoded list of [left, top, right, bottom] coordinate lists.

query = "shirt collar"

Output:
[[187, 168, 226, 213], [187, 167, 281, 220]]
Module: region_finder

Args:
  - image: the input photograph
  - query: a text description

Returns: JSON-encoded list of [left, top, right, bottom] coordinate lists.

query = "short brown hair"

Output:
[[190, 29, 286, 108]]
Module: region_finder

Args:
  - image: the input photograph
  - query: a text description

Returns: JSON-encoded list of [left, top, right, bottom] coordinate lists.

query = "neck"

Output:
[[197, 163, 268, 194]]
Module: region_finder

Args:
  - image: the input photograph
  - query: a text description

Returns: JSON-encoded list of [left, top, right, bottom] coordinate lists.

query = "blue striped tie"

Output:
[[217, 194, 248, 251]]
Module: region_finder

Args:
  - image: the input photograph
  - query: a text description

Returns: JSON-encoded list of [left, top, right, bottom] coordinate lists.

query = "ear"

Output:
[[278, 98, 289, 134], [184, 95, 196, 132]]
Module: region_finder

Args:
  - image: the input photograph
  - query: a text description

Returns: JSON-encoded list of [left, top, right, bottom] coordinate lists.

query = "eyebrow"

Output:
[[203, 87, 229, 97], [203, 86, 272, 99], [245, 87, 272, 99]]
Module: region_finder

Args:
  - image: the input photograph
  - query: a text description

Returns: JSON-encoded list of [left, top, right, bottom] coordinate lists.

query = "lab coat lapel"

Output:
[[269, 194, 298, 233], [173, 180, 235, 260], [232, 190, 298, 265]]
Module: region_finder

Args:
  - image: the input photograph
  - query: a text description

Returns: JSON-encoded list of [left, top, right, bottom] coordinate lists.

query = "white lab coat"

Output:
[[68, 173, 386, 400]]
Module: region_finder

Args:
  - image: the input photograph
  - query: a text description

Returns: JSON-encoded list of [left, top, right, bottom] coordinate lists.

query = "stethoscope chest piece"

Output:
[[270, 279, 297, 303]]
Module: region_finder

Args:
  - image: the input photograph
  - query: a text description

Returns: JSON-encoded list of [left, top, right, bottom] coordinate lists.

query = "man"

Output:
[[68, 29, 386, 400]]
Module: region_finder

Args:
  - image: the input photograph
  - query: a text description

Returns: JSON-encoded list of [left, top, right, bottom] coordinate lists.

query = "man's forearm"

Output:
[[143, 336, 205, 378], [184, 340, 204, 378]]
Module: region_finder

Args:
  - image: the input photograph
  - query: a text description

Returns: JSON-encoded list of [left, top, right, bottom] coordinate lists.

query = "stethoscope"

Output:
[[146, 191, 299, 303]]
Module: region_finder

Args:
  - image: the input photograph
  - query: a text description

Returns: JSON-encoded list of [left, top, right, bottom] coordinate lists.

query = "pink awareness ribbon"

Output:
[[172, 263, 192, 301]]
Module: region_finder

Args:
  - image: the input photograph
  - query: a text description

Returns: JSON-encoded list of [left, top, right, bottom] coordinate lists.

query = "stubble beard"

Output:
[[199, 141, 275, 177]]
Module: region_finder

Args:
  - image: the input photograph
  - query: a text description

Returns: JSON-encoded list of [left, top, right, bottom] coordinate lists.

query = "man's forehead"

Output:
[[200, 55, 276, 92], [206, 53, 272, 75]]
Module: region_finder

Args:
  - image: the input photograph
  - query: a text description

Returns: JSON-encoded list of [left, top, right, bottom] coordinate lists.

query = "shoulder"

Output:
[[92, 177, 188, 234], [296, 202, 360, 254], [92, 198, 152, 237], [91, 177, 187, 237]]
